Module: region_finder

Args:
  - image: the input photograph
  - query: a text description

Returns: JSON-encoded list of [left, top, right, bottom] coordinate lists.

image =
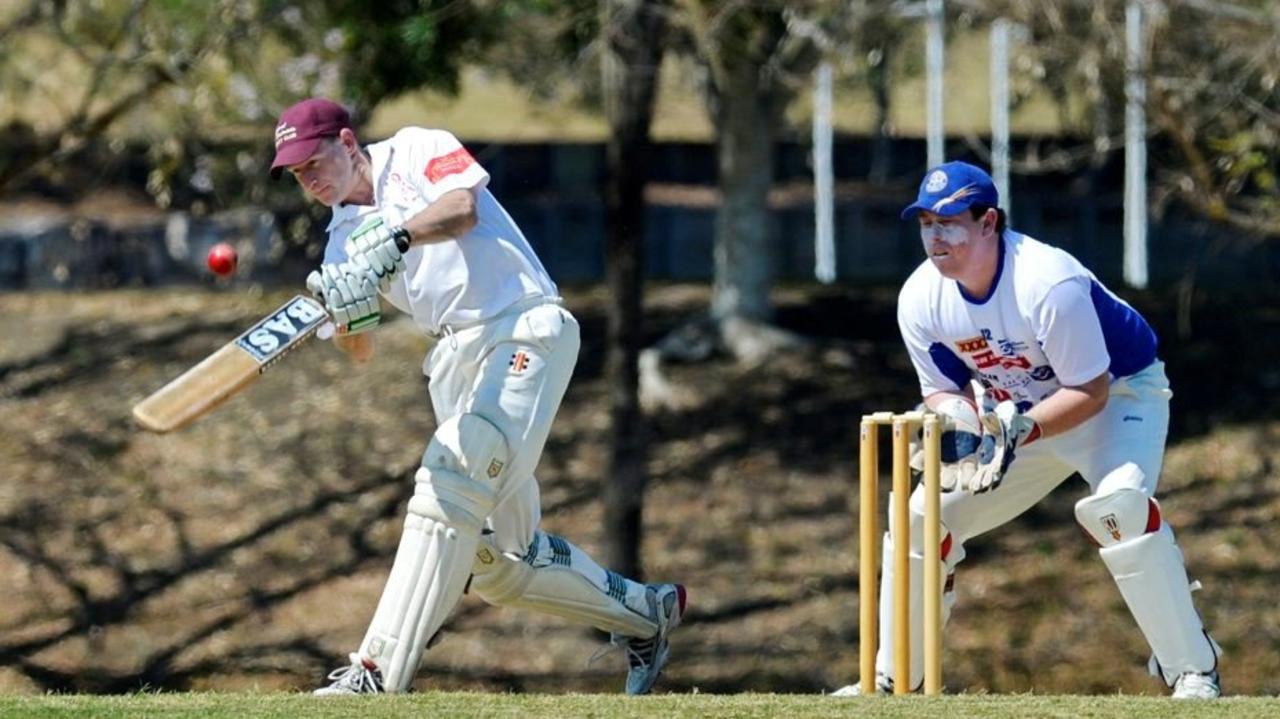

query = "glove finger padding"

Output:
[[345, 216, 407, 292], [944, 456, 979, 493], [910, 398, 983, 493], [325, 264, 355, 306], [969, 400, 1037, 493], [307, 260, 385, 336], [306, 270, 326, 301]]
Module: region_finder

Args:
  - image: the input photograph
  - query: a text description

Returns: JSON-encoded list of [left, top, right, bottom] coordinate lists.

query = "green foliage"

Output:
[[960, 0, 1280, 237], [312, 0, 502, 106]]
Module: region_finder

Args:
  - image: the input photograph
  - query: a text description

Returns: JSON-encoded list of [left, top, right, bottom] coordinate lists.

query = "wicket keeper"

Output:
[[845, 161, 1220, 699]]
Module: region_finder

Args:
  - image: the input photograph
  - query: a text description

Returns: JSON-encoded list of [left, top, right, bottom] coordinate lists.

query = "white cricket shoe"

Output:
[[831, 674, 893, 696], [314, 653, 385, 695], [1172, 670, 1221, 699], [611, 583, 687, 695], [830, 684, 862, 696]]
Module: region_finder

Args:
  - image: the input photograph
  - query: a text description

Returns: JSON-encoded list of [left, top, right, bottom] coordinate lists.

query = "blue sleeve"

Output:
[[1090, 281, 1158, 377], [927, 342, 974, 391]]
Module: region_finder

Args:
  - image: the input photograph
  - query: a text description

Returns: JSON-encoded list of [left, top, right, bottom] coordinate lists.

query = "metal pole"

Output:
[[926, 0, 945, 168], [814, 62, 836, 284], [1124, 0, 1149, 288], [990, 18, 1011, 220]]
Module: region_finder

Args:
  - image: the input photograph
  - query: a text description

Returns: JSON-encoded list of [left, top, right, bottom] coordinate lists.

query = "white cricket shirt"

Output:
[[897, 230, 1158, 409], [323, 127, 557, 335]]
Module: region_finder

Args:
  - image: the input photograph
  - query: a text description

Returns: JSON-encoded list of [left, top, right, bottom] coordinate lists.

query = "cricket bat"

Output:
[[132, 295, 329, 433]]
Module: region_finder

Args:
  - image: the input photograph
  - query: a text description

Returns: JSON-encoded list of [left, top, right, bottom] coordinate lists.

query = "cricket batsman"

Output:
[[840, 161, 1220, 699], [269, 97, 686, 695]]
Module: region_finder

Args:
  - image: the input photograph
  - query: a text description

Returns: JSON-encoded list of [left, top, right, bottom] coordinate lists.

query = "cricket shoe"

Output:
[[830, 673, 894, 696], [610, 583, 687, 695], [1172, 670, 1221, 699], [314, 653, 385, 695]]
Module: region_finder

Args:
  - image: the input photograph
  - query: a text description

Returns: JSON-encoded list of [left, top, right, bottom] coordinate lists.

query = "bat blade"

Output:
[[132, 295, 328, 433]]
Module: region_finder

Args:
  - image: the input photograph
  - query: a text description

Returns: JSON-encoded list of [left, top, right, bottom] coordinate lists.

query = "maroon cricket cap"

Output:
[[270, 98, 351, 179]]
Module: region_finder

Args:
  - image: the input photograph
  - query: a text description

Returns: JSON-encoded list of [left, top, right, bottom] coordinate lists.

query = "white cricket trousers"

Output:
[[936, 360, 1173, 549], [422, 297, 578, 557]]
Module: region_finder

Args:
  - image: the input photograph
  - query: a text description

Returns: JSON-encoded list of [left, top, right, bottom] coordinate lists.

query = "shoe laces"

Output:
[[587, 632, 657, 671], [325, 655, 383, 693], [617, 633, 658, 669]]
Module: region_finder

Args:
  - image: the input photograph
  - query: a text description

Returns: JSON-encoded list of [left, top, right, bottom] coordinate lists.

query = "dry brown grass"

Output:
[[1, 284, 1276, 696]]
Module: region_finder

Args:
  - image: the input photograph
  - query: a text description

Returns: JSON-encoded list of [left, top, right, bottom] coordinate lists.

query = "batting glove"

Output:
[[306, 261, 383, 335], [967, 399, 1041, 493], [344, 216, 410, 293]]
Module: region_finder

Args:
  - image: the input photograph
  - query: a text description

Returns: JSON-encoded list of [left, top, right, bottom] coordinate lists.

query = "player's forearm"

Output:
[[401, 188, 478, 245], [1025, 371, 1109, 439], [334, 332, 376, 363]]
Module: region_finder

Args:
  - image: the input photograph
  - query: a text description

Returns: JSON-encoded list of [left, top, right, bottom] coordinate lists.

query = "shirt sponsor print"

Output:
[[1030, 365, 1056, 381], [957, 329, 1033, 371], [386, 172, 421, 205], [955, 335, 988, 353], [425, 147, 477, 183]]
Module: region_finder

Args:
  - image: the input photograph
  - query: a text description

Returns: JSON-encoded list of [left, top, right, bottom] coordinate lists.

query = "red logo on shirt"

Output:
[[509, 350, 529, 374], [972, 348, 1032, 371], [973, 349, 1001, 369], [987, 387, 1013, 402], [425, 147, 476, 183]]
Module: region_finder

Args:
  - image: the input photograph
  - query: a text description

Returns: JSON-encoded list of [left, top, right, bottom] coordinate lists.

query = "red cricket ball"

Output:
[[207, 242, 238, 277]]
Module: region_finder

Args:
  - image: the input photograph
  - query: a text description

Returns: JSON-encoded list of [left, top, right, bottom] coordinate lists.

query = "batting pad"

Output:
[[874, 531, 956, 691], [469, 533, 657, 638], [358, 467, 496, 692], [1099, 523, 1218, 685]]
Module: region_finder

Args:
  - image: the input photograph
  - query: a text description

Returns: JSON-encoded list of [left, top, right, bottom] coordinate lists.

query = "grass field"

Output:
[[0, 692, 1275, 718]]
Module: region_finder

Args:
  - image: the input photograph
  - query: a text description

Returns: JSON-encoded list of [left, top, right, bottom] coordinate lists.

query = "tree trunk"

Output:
[[600, 0, 665, 581], [711, 68, 779, 324]]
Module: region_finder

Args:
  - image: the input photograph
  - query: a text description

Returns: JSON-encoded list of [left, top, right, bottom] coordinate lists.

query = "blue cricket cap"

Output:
[[900, 161, 1000, 220]]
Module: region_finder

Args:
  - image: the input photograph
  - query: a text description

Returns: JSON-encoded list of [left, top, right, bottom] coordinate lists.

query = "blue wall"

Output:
[[2, 138, 1274, 290], [472, 139, 1277, 289]]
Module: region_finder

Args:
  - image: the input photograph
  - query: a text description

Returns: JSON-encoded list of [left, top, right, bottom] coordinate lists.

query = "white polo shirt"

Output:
[[897, 230, 1158, 409], [323, 127, 557, 335]]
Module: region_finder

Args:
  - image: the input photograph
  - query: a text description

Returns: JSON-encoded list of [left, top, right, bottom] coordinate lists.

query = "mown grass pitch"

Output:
[[0, 692, 1274, 719]]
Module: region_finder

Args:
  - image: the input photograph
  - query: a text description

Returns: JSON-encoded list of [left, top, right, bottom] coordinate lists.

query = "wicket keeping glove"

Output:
[[908, 399, 983, 492], [967, 399, 1041, 493], [344, 216, 410, 292], [306, 261, 383, 334]]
